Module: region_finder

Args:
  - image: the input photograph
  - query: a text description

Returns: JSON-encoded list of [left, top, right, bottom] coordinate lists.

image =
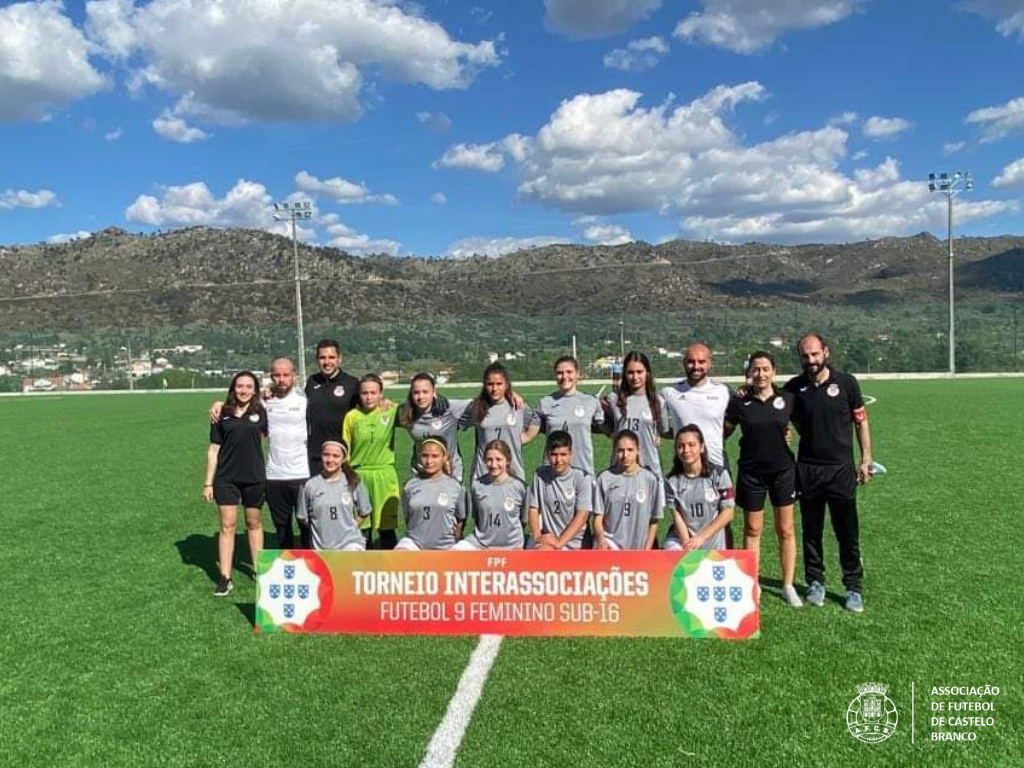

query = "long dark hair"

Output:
[[399, 372, 436, 429], [668, 424, 710, 478], [616, 350, 661, 426], [470, 362, 516, 424], [322, 440, 360, 491], [224, 371, 264, 419]]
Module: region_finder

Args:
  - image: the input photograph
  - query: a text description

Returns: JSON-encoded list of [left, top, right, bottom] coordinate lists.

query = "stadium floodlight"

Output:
[[272, 201, 315, 381], [927, 170, 972, 376]]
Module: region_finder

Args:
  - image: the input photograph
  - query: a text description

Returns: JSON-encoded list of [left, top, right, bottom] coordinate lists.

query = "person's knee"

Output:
[[774, 516, 795, 539], [744, 517, 763, 537]]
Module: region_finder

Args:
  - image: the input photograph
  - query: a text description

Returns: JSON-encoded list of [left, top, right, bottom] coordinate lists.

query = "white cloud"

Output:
[[446, 235, 567, 258], [959, 0, 1024, 43], [325, 222, 400, 256], [603, 36, 669, 72], [851, 149, 868, 160], [574, 216, 634, 245], [0, 188, 59, 210], [430, 192, 447, 204], [452, 83, 1016, 243], [674, 0, 863, 54], [295, 170, 397, 205], [152, 112, 210, 143], [97, 0, 499, 126], [433, 141, 507, 172], [993, 156, 1024, 188], [0, 0, 107, 121], [966, 95, 1024, 142], [943, 140, 966, 155], [46, 230, 93, 244], [416, 110, 452, 132], [85, 0, 138, 59], [544, 0, 662, 39], [125, 179, 273, 228], [862, 116, 912, 139], [104, 126, 124, 142], [828, 111, 858, 126]]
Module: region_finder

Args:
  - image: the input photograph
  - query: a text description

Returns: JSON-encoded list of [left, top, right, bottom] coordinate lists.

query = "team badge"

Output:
[[341, 492, 352, 505], [380, 415, 389, 425], [641, 408, 652, 421], [564, 487, 576, 500], [705, 487, 719, 503], [573, 405, 586, 418], [437, 492, 449, 506], [773, 396, 785, 410], [503, 496, 517, 512], [505, 412, 517, 426], [827, 383, 840, 397], [635, 488, 647, 503], [847, 683, 898, 743], [249, 413, 260, 422], [431, 418, 443, 430], [333, 385, 345, 397]]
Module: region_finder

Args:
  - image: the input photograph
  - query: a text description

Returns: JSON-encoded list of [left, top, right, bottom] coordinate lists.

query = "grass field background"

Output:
[[2, 380, 1021, 766]]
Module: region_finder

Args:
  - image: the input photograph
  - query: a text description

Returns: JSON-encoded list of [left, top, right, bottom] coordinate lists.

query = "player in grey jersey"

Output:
[[399, 372, 470, 482], [664, 425, 735, 551], [527, 356, 604, 476], [454, 439, 528, 550], [459, 363, 539, 480], [527, 431, 594, 550], [601, 351, 672, 474], [593, 431, 664, 550], [395, 438, 468, 551], [297, 441, 371, 551]]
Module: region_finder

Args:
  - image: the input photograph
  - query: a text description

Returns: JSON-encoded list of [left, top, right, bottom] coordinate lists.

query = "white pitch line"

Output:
[[419, 634, 504, 768], [863, 395, 877, 405]]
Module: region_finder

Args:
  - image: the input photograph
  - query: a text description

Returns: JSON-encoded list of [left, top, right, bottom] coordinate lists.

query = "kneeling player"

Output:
[[454, 439, 528, 550], [297, 441, 371, 551], [664, 425, 735, 551], [593, 430, 664, 550], [396, 438, 468, 551], [527, 430, 593, 550]]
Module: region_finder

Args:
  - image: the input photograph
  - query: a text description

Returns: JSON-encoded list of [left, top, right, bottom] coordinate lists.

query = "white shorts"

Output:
[[451, 539, 481, 551], [663, 537, 684, 551], [341, 541, 365, 552], [394, 537, 421, 551]]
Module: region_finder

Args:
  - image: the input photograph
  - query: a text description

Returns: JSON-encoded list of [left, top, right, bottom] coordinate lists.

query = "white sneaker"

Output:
[[781, 584, 803, 608]]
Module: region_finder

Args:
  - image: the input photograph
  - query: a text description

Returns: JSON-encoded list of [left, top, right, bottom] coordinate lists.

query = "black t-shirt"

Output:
[[783, 368, 864, 466], [210, 407, 267, 484], [304, 369, 360, 458], [725, 390, 795, 473]]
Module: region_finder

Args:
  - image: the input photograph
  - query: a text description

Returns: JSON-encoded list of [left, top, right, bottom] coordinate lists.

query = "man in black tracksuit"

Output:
[[304, 339, 360, 475], [784, 334, 874, 613]]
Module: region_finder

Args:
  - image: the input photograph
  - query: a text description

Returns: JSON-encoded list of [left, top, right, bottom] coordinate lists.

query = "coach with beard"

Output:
[[304, 339, 360, 474]]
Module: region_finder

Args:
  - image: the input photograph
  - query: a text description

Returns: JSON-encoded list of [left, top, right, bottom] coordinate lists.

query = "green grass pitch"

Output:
[[1, 379, 1021, 766]]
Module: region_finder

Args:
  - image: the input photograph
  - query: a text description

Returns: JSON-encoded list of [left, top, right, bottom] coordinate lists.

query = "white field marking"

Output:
[[863, 395, 877, 405], [419, 634, 504, 768]]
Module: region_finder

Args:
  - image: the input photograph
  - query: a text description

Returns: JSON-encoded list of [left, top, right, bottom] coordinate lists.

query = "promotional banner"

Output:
[[255, 549, 759, 638]]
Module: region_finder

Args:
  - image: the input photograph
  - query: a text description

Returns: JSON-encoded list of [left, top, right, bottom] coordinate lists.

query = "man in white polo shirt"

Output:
[[661, 342, 731, 468], [264, 357, 311, 548]]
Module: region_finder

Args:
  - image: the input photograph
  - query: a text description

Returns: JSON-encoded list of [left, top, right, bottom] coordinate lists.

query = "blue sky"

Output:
[[2, 0, 1024, 256]]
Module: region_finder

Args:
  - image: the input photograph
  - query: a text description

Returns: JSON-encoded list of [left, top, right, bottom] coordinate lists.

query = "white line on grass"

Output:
[[419, 634, 503, 768], [863, 395, 877, 405]]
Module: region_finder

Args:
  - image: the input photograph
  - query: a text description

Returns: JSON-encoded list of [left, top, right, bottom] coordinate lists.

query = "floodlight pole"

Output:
[[273, 202, 313, 382], [928, 171, 972, 376]]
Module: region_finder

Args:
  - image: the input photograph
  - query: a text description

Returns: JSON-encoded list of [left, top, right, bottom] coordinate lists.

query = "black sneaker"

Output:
[[213, 576, 234, 597]]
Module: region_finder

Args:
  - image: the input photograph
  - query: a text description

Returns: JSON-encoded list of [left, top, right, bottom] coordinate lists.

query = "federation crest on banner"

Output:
[[257, 555, 322, 628], [847, 682, 898, 743], [677, 557, 757, 634]]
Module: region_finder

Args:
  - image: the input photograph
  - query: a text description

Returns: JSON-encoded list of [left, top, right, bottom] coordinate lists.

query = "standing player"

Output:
[[297, 441, 371, 551], [263, 358, 311, 549], [724, 351, 801, 607], [342, 374, 400, 550], [460, 363, 539, 481], [601, 351, 672, 474], [784, 334, 874, 613], [527, 431, 593, 551], [398, 372, 470, 483], [396, 438, 468, 551], [454, 440, 528, 550], [661, 343, 731, 468], [305, 339, 360, 475], [592, 430, 664, 550], [663, 425, 735, 551], [529, 356, 605, 476], [202, 371, 267, 597]]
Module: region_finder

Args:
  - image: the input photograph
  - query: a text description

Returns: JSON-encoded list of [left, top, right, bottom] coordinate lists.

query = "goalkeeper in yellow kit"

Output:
[[342, 374, 400, 549]]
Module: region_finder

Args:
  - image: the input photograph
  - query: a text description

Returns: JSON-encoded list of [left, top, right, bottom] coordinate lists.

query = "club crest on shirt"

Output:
[[705, 487, 719, 503], [380, 415, 390, 425], [431, 418, 443, 430], [773, 396, 786, 410], [503, 496, 517, 512], [505, 412, 517, 426], [641, 408, 653, 421], [333, 385, 345, 397], [827, 383, 840, 397], [248, 413, 260, 422], [573, 404, 586, 418], [341, 492, 352, 505], [635, 488, 647, 503], [564, 486, 576, 500], [437, 492, 450, 506]]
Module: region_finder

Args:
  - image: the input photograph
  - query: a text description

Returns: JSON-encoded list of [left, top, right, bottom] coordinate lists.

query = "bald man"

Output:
[[264, 357, 311, 548], [660, 343, 732, 468]]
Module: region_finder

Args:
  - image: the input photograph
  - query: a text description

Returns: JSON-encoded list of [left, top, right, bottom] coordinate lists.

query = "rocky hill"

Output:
[[1, 226, 1022, 330]]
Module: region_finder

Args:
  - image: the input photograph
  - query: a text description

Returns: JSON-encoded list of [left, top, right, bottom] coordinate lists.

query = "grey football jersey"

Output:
[[664, 465, 735, 550], [528, 466, 593, 550], [401, 475, 469, 550], [536, 392, 605, 475], [297, 474, 371, 551], [409, 399, 469, 481], [467, 475, 527, 550], [605, 393, 671, 474], [460, 401, 538, 481], [593, 467, 666, 550]]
